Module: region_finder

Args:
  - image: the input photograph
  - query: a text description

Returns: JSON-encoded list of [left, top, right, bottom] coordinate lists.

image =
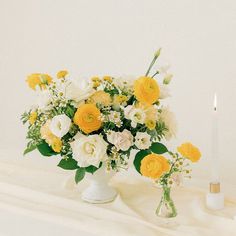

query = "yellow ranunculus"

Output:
[[57, 70, 68, 79], [134, 76, 160, 105], [113, 94, 128, 105], [103, 76, 113, 83], [89, 91, 111, 106], [26, 73, 52, 90], [29, 111, 37, 125], [145, 119, 156, 130], [40, 120, 62, 153], [177, 142, 201, 162], [140, 154, 170, 179], [73, 104, 102, 134]]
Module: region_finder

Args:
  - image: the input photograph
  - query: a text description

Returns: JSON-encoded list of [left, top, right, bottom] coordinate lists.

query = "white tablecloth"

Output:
[[0, 151, 236, 236]]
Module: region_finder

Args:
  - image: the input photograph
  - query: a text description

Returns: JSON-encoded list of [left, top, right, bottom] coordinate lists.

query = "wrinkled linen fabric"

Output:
[[0, 152, 235, 236]]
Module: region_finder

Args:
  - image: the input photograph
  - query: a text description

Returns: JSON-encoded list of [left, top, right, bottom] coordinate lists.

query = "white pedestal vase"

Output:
[[81, 165, 117, 204]]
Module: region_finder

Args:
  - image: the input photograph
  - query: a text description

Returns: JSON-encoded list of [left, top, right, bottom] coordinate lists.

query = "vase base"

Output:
[[81, 185, 117, 204]]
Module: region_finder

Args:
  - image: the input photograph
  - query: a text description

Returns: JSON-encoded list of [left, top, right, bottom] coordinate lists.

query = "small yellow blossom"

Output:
[[103, 76, 113, 83], [26, 73, 52, 90], [113, 94, 128, 105], [145, 119, 156, 130], [51, 137, 62, 153], [40, 120, 62, 153], [57, 70, 68, 79], [29, 111, 37, 125]]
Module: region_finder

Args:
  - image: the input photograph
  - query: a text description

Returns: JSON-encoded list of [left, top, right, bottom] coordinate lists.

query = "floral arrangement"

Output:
[[21, 49, 201, 204]]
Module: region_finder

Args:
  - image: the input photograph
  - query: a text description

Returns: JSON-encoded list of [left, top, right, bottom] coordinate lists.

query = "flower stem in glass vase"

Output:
[[156, 185, 177, 218]]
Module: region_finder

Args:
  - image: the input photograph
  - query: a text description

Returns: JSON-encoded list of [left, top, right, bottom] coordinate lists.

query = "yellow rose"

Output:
[[26, 73, 52, 90], [103, 76, 113, 83], [29, 111, 37, 125], [40, 120, 62, 153], [140, 154, 170, 179], [134, 76, 160, 105], [113, 94, 128, 105], [89, 91, 111, 106], [73, 104, 102, 134], [57, 70, 68, 79], [177, 142, 201, 162]]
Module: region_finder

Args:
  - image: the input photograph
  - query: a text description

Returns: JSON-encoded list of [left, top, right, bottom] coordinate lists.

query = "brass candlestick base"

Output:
[[206, 182, 224, 210]]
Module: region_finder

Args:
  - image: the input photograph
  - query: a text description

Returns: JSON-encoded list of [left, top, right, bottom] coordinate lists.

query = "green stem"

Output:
[[151, 71, 159, 78], [145, 56, 157, 76]]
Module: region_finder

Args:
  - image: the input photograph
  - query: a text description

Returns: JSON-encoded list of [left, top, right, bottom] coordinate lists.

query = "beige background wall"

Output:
[[0, 0, 235, 189]]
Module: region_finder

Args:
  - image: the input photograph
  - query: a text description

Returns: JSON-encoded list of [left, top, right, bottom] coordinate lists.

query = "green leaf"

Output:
[[85, 162, 102, 174], [75, 167, 86, 184], [133, 150, 151, 173], [65, 105, 76, 118], [58, 158, 78, 170], [23, 145, 37, 155], [37, 141, 57, 156], [150, 142, 168, 154]]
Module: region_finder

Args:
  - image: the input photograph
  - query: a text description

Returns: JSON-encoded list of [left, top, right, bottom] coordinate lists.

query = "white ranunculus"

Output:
[[159, 84, 171, 99], [37, 90, 51, 109], [159, 107, 177, 140], [49, 114, 71, 138], [106, 129, 133, 151], [135, 132, 151, 150], [64, 79, 95, 102], [71, 135, 108, 168]]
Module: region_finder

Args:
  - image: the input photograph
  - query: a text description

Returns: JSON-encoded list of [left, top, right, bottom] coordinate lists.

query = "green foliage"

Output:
[[58, 158, 78, 170], [85, 162, 102, 174], [23, 143, 37, 155], [133, 149, 151, 173], [65, 105, 76, 118], [150, 142, 168, 154], [21, 111, 30, 124], [37, 141, 57, 156], [75, 167, 86, 184]]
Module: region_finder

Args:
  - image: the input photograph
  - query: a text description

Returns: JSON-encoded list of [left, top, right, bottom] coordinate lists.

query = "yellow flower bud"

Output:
[[29, 111, 37, 125]]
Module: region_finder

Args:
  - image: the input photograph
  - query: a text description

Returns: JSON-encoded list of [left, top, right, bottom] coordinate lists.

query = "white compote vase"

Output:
[[81, 164, 117, 203]]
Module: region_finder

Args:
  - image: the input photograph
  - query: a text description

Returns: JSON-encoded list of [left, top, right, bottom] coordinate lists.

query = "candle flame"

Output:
[[214, 93, 217, 111]]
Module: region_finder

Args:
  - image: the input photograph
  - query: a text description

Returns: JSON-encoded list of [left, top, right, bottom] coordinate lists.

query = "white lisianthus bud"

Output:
[[159, 84, 171, 99], [154, 48, 162, 58], [163, 74, 173, 85], [49, 114, 71, 138]]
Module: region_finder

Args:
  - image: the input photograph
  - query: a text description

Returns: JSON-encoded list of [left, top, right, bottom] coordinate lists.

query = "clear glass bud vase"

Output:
[[156, 185, 177, 218]]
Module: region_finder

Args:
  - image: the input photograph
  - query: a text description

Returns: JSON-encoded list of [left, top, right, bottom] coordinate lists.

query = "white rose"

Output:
[[106, 129, 133, 151], [159, 84, 171, 99], [135, 132, 151, 150], [64, 79, 95, 102], [37, 90, 51, 109], [71, 134, 108, 168], [158, 107, 177, 140], [49, 114, 71, 138]]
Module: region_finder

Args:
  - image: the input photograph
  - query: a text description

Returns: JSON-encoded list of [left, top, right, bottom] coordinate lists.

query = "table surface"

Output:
[[0, 151, 236, 236]]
